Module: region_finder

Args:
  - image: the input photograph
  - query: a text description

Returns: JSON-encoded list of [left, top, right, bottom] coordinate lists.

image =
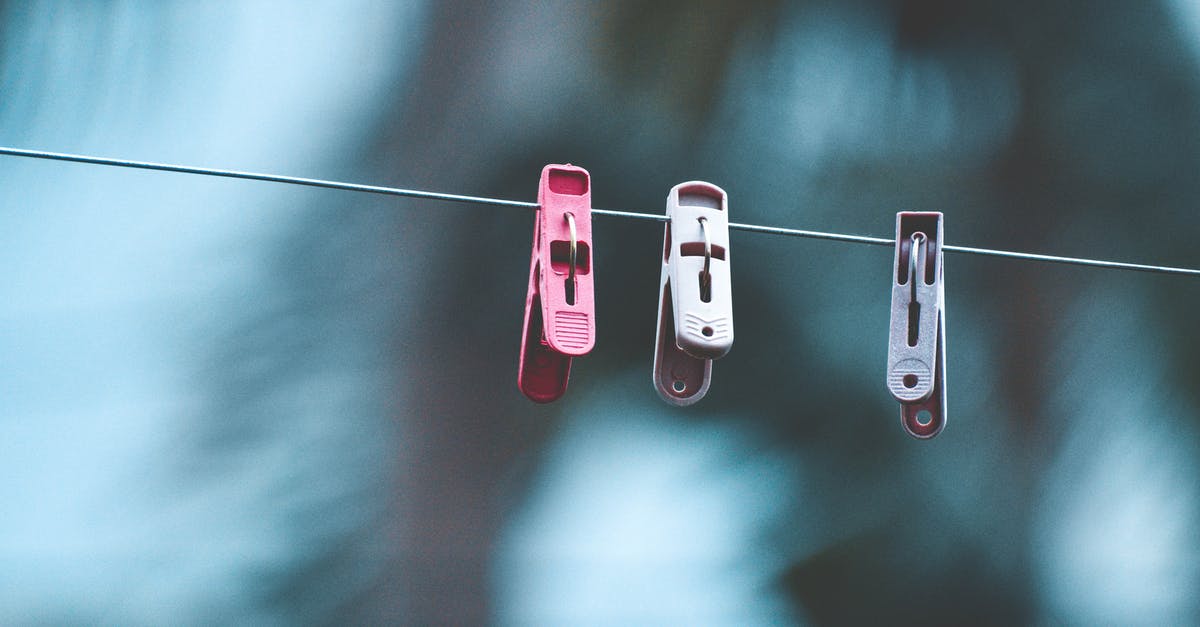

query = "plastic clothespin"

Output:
[[653, 181, 733, 405], [518, 164, 595, 403], [886, 212, 947, 438]]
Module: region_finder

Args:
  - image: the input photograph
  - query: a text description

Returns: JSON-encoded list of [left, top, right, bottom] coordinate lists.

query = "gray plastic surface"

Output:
[[886, 212, 947, 438]]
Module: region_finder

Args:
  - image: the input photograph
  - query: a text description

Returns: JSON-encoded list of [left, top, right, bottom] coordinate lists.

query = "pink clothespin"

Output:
[[886, 212, 947, 438], [653, 182, 733, 405], [518, 164, 595, 403]]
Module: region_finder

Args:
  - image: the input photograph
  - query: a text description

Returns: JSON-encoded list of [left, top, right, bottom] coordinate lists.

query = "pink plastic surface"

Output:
[[518, 164, 594, 403]]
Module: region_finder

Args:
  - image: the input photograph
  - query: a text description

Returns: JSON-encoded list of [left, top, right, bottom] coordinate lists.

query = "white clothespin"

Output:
[[887, 212, 947, 438], [653, 182, 733, 405]]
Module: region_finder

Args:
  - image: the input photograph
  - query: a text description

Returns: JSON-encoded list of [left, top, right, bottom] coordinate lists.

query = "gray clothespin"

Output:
[[886, 212, 947, 438], [653, 182, 734, 405]]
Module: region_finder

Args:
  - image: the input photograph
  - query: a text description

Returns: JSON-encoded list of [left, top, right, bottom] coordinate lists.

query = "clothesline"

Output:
[[2, 145, 1198, 278]]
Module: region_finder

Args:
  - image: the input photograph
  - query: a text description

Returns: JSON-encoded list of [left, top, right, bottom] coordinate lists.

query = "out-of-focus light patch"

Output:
[[1034, 286, 1200, 623], [709, 1, 1018, 202], [488, 3, 594, 140], [1168, 0, 1200, 61], [0, 1, 426, 622], [1034, 399, 1199, 623], [494, 374, 806, 625]]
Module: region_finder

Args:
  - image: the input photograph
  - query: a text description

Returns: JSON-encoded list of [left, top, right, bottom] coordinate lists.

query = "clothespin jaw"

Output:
[[886, 212, 946, 438], [518, 164, 594, 403], [653, 181, 733, 405]]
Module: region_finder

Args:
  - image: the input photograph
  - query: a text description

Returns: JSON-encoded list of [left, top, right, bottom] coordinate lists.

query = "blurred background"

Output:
[[2, 1, 1199, 624]]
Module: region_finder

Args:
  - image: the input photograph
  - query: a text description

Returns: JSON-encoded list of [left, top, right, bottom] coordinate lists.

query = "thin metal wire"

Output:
[[3, 145, 1200, 278], [698, 216, 713, 296], [910, 232, 926, 301], [0, 146, 538, 209], [566, 212, 577, 283]]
